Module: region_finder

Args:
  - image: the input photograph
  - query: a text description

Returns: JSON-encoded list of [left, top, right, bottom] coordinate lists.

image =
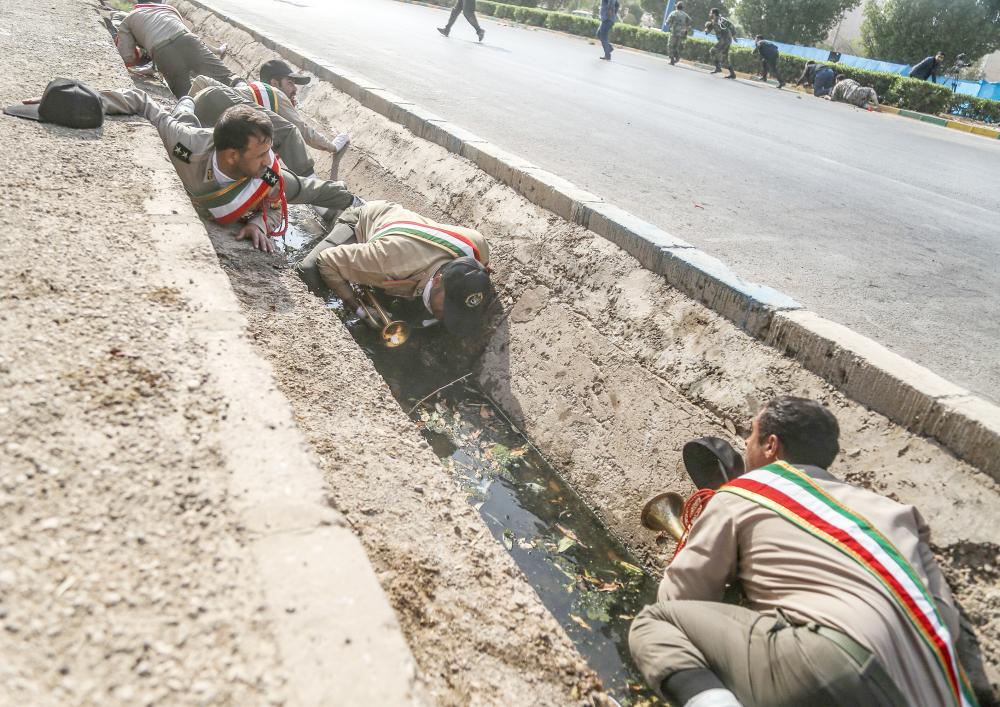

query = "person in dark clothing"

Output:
[[909, 52, 945, 82], [597, 0, 621, 61], [796, 60, 836, 97], [437, 0, 485, 42], [753, 36, 784, 88]]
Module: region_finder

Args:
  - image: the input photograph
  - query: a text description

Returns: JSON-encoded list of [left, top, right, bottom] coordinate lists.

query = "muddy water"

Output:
[[355, 327, 661, 705], [283, 215, 662, 704]]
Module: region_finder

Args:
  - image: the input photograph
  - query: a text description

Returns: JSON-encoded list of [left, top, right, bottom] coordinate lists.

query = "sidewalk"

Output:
[[0, 1, 419, 704]]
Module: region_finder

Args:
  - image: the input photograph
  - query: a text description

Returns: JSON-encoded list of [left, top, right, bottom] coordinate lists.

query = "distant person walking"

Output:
[[909, 51, 945, 83], [796, 60, 836, 97], [664, 2, 692, 65], [597, 0, 620, 61], [705, 8, 736, 79], [437, 0, 485, 42], [752, 35, 784, 88]]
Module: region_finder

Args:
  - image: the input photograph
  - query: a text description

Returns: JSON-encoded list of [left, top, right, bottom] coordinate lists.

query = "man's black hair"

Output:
[[214, 104, 273, 152], [755, 34, 763, 40], [709, 7, 720, 15], [757, 396, 840, 469], [836, 73, 847, 82], [676, 1, 684, 8]]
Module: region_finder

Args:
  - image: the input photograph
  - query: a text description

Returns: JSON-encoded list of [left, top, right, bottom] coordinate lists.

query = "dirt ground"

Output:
[[179, 8, 1000, 700]]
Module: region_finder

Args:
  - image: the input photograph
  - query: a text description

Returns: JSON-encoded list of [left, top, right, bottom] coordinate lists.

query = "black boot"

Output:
[[711, 62, 722, 74], [726, 67, 736, 79], [437, 27, 449, 37]]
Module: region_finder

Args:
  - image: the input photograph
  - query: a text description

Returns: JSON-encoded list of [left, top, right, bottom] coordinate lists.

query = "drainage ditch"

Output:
[[286, 226, 663, 706]]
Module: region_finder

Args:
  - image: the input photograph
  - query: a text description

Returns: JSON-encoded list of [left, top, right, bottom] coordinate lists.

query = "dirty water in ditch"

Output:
[[283, 224, 664, 705]]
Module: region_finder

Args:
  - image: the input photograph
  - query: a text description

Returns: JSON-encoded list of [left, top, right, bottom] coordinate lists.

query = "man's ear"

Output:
[[764, 434, 782, 462]]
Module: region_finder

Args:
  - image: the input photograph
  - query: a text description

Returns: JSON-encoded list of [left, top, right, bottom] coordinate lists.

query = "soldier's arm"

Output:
[[314, 242, 400, 310], [913, 508, 961, 643], [278, 94, 340, 153], [101, 88, 214, 159], [115, 17, 142, 67], [190, 74, 227, 97], [657, 494, 739, 603]]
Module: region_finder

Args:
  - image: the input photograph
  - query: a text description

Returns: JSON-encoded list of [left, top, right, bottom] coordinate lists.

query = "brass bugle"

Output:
[[356, 287, 411, 348], [641, 491, 686, 541]]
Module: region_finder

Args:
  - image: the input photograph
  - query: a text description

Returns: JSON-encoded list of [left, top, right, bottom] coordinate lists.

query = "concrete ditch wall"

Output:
[[179, 3, 1000, 701]]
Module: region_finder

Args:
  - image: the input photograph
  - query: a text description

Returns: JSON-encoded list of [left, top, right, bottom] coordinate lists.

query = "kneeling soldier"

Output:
[[102, 88, 356, 253], [297, 200, 494, 337]]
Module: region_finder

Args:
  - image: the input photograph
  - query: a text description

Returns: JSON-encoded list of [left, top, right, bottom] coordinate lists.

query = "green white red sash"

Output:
[[248, 82, 280, 113], [720, 462, 977, 707], [191, 152, 287, 235], [369, 221, 482, 262]]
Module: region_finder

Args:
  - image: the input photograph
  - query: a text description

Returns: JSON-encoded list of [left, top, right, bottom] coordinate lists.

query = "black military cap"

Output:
[[682, 437, 745, 490], [4, 78, 103, 129], [259, 59, 310, 85], [440, 256, 494, 337]]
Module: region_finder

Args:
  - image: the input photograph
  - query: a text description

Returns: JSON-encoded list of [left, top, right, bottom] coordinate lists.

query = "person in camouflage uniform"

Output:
[[705, 8, 736, 79], [664, 2, 692, 66], [829, 75, 879, 109]]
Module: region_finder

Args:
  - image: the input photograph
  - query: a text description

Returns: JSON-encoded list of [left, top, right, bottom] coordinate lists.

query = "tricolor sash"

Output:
[[720, 462, 978, 707], [248, 82, 280, 113], [369, 221, 482, 262], [191, 152, 287, 235]]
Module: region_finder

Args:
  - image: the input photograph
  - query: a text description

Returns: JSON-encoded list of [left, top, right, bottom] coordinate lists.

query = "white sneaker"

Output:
[[332, 132, 350, 153]]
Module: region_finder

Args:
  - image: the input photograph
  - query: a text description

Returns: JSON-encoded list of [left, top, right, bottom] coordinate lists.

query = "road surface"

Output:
[[206, 0, 1000, 401]]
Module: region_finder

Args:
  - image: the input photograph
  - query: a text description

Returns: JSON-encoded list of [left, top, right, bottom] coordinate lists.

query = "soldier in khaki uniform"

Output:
[[297, 200, 494, 336], [189, 60, 350, 177], [663, 2, 692, 66], [102, 88, 356, 253], [629, 397, 977, 707], [705, 8, 737, 79], [829, 75, 880, 109], [114, 2, 234, 97]]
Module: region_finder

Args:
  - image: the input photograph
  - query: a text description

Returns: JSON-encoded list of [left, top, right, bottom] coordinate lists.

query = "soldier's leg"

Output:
[[180, 33, 236, 88], [153, 39, 193, 97], [266, 109, 315, 176], [191, 85, 241, 126], [462, 0, 482, 31], [710, 42, 723, 72], [668, 34, 677, 63], [760, 58, 769, 80], [443, 0, 464, 32], [283, 171, 355, 212], [295, 223, 357, 295], [723, 45, 735, 77]]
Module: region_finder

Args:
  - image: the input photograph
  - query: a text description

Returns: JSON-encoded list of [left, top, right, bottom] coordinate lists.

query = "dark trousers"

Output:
[[444, 0, 481, 32], [597, 19, 615, 58], [154, 33, 234, 98], [761, 56, 782, 83]]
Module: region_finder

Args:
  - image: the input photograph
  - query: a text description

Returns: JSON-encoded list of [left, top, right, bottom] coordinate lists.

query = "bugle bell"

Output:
[[356, 287, 410, 348], [640, 491, 686, 541]]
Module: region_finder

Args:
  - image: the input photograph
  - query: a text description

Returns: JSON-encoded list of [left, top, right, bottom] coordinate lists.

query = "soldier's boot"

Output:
[[726, 67, 736, 79], [711, 62, 722, 74]]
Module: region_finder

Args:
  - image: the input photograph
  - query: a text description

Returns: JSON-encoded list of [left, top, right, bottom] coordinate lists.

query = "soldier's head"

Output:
[[260, 59, 310, 104], [835, 74, 847, 83], [755, 34, 763, 42], [709, 7, 720, 17], [675, 1, 684, 9], [428, 257, 495, 337], [744, 396, 840, 471], [214, 105, 274, 179], [935, 51, 945, 63]]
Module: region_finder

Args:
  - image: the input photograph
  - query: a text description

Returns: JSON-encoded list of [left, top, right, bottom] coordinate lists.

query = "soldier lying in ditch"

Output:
[[296, 200, 495, 339]]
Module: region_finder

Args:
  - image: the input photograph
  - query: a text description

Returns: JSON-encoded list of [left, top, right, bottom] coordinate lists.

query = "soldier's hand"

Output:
[[236, 223, 275, 254]]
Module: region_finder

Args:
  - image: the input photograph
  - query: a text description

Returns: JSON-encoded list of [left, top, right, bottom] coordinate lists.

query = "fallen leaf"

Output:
[[693, 203, 705, 209], [556, 536, 576, 553], [555, 524, 588, 548], [502, 528, 514, 550], [597, 582, 621, 593], [568, 614, 591, 630], [617, 560, 645, 576], [479, 405, 493, 419]]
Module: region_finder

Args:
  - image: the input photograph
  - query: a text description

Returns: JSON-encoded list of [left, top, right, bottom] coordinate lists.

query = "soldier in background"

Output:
[[705, 8, 736, 79], [664, 2, 692, 66], [437, 0, 486, 42], [752, 35, 784, 88], [114, 2, 235, 97], [829, 75, 879, 109]]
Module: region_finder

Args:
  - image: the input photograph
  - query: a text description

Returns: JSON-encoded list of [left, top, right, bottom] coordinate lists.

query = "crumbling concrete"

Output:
[[176, 7, 1000, 700]]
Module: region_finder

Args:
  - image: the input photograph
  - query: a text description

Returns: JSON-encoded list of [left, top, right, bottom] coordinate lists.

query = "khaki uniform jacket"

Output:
[[191, 75, 339, 153], [660, 464, 961, 707], [316, 201, 490, 299], [102, 88, 284, 235], [116, 5, 188, 66]]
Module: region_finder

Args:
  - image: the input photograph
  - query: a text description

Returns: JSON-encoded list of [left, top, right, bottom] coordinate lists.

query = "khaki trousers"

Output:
[[629, 600, 906, 707], [192, 86, 315, 176], [153, 33, 234, 98]]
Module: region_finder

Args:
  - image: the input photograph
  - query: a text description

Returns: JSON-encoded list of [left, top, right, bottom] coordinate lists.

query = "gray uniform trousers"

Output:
[[153, 33, 234, 98], [296, 222, 357, 295], [444, 0, 482, 32], [629, 600, 907, 706], [191, 85, 315, 175]]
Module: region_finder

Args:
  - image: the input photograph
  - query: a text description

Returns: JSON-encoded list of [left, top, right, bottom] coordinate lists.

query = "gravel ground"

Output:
[[0, 1, 287, 703]]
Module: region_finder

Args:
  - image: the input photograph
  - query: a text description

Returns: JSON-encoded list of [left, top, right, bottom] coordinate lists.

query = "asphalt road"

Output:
[[206, 0, 1000, 402]]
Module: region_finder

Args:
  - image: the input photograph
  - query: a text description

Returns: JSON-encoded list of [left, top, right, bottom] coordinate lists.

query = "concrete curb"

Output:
[[879, 104, 1000, 139], [138, 94, 422, 707], [185, 0, 1000, 481]]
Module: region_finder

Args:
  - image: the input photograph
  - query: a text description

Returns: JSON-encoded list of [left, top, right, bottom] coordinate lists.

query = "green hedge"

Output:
[[418, 0, 1000, 123]]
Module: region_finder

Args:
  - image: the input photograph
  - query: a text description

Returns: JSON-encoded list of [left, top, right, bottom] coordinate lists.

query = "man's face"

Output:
[[429, 273, 446, 320], [272, 77, 298, 104], [232, 134, 273, 179], [743, 411, 779, 471], [936, 53, 945, 63]]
